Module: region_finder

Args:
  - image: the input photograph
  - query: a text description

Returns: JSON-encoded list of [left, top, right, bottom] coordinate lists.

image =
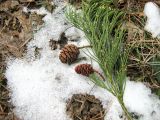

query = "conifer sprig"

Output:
[[66, 1, 132, 120]]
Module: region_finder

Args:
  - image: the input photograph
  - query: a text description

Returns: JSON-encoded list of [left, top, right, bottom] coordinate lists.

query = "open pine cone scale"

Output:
[[59, 44, 80, 64]]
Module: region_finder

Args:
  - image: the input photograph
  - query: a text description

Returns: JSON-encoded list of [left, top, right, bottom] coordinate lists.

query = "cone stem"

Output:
[[78, 45, 92, 49], [93, 70, 105, 81]]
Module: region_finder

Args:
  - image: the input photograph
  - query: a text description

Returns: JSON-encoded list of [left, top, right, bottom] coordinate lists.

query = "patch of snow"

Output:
[[65, 27, 83, 41], [22, 7, 28, 13], [144, 2, 160, 38], [53, 0, 65, 6], [5, 1, 160, 120], [124, 81, 160, 120]]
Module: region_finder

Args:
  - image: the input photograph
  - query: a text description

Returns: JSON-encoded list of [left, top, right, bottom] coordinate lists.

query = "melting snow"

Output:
[[144, 2, 160, 38]]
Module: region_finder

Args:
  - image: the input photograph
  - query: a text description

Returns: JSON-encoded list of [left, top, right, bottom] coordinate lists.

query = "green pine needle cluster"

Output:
[[66, 1, 132, 120]]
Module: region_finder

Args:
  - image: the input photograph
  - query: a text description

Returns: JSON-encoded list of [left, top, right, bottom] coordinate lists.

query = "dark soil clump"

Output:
[[66, 94, 105, 120]]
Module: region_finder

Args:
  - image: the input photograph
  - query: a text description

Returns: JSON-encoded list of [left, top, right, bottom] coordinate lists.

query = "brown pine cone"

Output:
[[75, 64, 94, 76], [59, 44, 80, 64]]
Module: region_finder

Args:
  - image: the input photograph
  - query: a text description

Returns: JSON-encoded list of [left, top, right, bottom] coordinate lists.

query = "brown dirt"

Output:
[[118, 0, 160, 90], [0, 0, 55, 119], [66, 94, 105, 120], [49, 32, 68, 50]]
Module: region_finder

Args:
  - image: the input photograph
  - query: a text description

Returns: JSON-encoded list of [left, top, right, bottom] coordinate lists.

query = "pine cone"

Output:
[[59, 44, 80, 64], [75, 64, 94, 76]]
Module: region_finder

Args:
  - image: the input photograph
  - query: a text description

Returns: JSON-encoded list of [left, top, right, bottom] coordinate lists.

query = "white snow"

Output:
[[65, 27, 83, 41], [5, 1, 160, 120], [124, 81, 160, 120], [144, 2, 160, 38]]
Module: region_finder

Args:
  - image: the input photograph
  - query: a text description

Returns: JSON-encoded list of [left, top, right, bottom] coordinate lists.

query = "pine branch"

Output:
[[66, 1, 132, 120]]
